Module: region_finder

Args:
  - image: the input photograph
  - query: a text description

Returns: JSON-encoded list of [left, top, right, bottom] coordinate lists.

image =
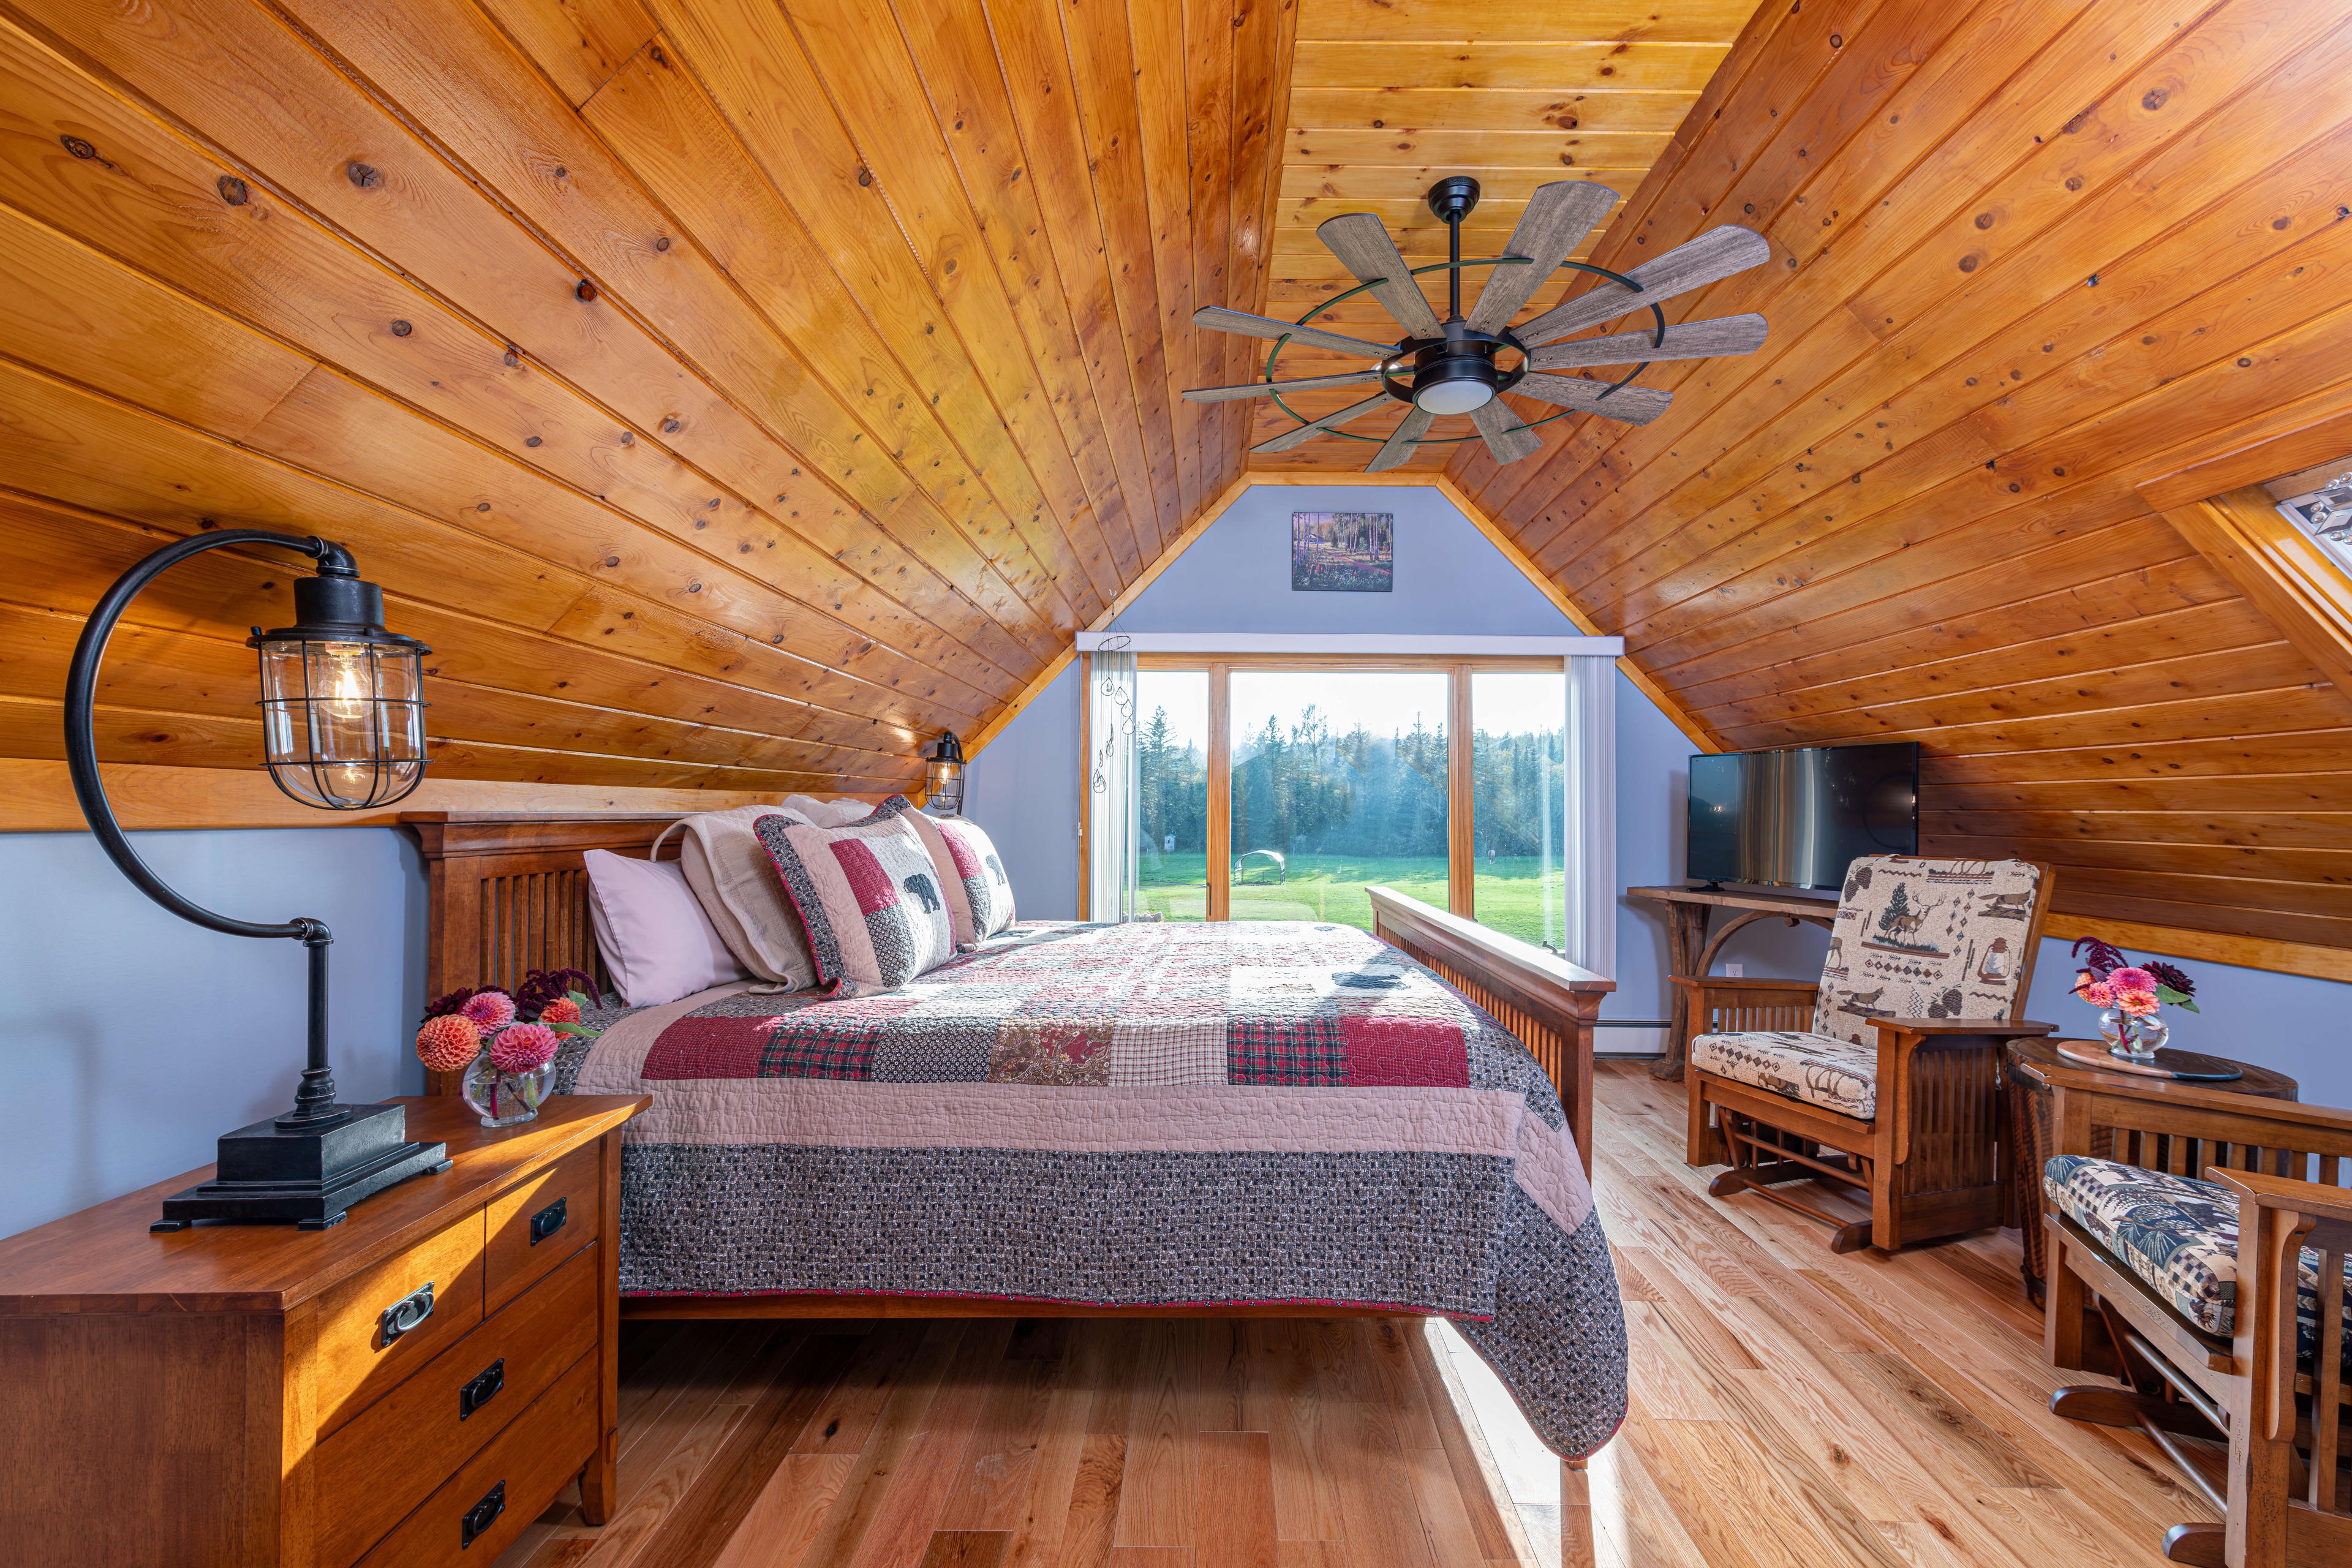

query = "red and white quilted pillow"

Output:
[[753, 809, 954, 996], [903, 810, 1017, 947]]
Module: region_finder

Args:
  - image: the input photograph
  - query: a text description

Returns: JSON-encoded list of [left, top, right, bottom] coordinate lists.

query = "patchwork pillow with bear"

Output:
[[903, 811, 1017, 948], [753, 807, 954, 997]]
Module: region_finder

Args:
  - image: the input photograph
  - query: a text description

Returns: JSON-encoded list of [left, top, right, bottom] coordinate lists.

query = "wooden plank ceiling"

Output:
[[1, 0, 2346, 960], [1250, 0, 1747, 468], [1411, 0, 2352, 952], [0, 0, 1297, 796]]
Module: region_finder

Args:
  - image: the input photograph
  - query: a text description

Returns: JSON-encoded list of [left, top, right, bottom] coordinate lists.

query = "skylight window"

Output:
[[2264, 456, 2352, 578]]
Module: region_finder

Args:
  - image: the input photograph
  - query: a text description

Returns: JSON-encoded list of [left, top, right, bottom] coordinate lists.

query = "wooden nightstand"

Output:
[[0, 1093, 647, 1567]]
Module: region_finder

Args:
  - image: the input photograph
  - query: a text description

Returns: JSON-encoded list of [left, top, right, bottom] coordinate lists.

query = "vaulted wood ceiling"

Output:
[[0, 0, 1297, 794], [1436, 0, 2352, 955], [2, 0, 2348, 961]]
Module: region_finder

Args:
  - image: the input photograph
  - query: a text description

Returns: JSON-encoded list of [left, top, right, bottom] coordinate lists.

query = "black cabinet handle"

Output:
[[459, 1480, 505, 1549], [529, 1195, 567, 1246], [458, 1357, 505, 1420], [379, 1280, 435, 1344]]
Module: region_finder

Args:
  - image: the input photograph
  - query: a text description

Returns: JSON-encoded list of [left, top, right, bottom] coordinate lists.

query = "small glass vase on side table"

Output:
[[461, 1052, 555, 1127]]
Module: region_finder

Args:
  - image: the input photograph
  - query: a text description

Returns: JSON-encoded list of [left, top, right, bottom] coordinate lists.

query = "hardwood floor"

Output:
[[494, 1065, 2214, 1567]]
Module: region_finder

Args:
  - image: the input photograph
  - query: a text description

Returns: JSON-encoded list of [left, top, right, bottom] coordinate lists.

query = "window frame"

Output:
[[1090, 652, 1566, 926]]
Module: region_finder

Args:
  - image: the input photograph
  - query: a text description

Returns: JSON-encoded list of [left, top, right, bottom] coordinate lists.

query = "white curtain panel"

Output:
[[1564, 655, 1618, 978], [1085, 644, 1140, 921]]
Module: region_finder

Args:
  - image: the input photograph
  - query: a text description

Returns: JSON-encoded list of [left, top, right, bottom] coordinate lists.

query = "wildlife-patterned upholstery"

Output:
[[1812, 856, 2042, 1045], [1692, 856, 2043, 1123], [1689, 1030, 1877, 1119], [2045, 1155, 2352, 1363]]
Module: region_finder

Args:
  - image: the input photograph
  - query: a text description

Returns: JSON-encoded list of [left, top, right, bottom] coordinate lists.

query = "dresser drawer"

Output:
[[484, 1141, 599, 1313], [315, 1212, 487, 1434], [354, 1348, 599, 1567], [316, 1242, 601, 1566]]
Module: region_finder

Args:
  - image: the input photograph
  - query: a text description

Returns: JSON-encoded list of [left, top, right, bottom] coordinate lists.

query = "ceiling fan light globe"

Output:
[[1415, 380, 1494, 415]]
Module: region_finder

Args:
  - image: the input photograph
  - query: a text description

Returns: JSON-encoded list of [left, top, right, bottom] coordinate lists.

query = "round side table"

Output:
[[2005, 1037, 2297, 1302]]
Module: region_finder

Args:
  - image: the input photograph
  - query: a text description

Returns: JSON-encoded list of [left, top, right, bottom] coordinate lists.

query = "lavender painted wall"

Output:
[[0, 826, 427, 1238]]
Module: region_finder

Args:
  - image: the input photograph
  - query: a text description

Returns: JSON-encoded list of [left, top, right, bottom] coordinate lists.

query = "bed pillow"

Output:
[[657, 805, 819, 990], [780, 793, 875, 827], [582, 848, 748, 1006], [754, 811, 956, 996], [903, 811, 1017, 947]]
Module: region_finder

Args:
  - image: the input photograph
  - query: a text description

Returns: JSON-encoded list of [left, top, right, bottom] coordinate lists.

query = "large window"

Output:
[[1229, 669, 1452, 927], [1135, 668, 1209, 921], [1096, 656, 1570, 942]]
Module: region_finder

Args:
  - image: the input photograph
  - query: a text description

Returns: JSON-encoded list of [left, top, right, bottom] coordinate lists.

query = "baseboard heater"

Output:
[[1593, 1019, 1670, 1059]]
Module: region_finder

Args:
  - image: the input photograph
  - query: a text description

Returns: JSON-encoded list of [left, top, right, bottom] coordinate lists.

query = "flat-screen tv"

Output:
[[1686, 742, 1919, 890]]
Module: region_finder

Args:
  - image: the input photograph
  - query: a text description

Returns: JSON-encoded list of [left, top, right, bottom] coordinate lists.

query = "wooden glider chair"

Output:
[[1680, 854, 2057, 1253], [2039, 1066, 2352, 1566]]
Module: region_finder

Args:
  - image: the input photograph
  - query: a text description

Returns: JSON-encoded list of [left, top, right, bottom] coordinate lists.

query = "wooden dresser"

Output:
[[0, 1094, 647, 1567]]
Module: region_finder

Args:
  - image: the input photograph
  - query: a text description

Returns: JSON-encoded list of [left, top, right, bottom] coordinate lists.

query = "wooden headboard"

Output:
[[403, 812, 685, 1091]]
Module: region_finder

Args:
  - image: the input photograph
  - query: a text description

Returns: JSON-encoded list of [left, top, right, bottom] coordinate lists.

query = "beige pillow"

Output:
[[780, 793, 873, 827], [655, 804, 819, 990]]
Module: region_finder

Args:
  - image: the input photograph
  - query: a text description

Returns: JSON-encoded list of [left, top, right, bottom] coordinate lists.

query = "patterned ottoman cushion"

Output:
[[2043, 1155, 2352, 1364], [1690, 1030, 1876, 1120]]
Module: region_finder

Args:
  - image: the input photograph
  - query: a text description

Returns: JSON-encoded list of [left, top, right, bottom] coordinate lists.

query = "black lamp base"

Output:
[[152, 1101, 450, 1232]]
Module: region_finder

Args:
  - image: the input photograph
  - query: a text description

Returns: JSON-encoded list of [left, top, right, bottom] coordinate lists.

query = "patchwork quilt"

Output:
[[565, 918, 1628, 1457]]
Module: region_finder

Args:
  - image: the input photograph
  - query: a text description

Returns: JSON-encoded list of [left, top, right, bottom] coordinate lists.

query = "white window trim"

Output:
[[1074, 631, 1623, 656]]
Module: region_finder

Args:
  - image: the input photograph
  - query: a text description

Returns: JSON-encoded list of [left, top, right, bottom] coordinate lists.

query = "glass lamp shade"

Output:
[[924, 730, 966, 816], [253, 631, 430, 810]]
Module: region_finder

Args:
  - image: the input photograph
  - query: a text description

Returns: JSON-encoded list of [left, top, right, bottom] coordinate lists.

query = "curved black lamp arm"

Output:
[[64, 528, 352, 1129]]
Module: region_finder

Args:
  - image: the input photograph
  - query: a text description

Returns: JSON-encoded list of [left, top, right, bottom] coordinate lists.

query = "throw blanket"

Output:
[[568, 919, 1627, 1457]]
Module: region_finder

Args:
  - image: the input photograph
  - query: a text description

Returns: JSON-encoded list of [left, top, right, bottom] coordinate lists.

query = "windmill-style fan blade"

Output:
[[1466, 181, 1619, 334], [1193, 306, 1399, 360], [1528, 313, 1768, 371], [1317, 213, 1444, 338], [1251, 392, 1396, 455], [1468, 399, 1543, 464], [1182, 369, 1387, 404], [1513, 374, 1673, 425], [1513, 226, 1773, 346], [1365, 405, 1436, 473]]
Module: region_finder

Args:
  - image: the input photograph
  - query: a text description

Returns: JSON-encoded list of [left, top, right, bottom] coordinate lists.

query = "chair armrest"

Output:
[[2214, 1168, 2352, 1233], [1869, 1017, 2058, 1038], [1670, 976, 1822, 996]]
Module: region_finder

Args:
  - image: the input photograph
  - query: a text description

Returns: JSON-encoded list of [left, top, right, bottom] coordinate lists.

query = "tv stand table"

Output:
[[1626, 884, 1839, 1082]]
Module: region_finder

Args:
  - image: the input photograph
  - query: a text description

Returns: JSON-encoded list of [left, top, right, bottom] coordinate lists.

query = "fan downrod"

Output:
[[1389, 176, 1514, 416]]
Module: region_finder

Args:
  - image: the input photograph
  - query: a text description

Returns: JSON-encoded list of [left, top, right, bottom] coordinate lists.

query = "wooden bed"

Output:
[[402, 810, 1612, 1322]]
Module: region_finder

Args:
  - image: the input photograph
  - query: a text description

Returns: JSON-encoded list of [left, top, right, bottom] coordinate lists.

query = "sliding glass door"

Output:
[[1470, 670, 1567, 949], [1091, 655, 1574, 944], [1228, 669, 1451, 929], [1134, 668, 1209, 921]]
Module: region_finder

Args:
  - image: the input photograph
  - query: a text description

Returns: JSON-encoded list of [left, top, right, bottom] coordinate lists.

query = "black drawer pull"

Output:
[[379, 1280, 435, 1344], [458, 1357, 505, 1420], [459, 1480, 505, 1549], [529, 1195, 568, 1245]]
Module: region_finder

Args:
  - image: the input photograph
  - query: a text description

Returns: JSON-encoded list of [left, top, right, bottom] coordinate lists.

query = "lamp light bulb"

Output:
[[320, 643, 372, 723]]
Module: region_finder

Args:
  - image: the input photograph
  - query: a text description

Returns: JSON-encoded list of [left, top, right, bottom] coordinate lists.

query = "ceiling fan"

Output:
[[1184, 176, 1774, 471]]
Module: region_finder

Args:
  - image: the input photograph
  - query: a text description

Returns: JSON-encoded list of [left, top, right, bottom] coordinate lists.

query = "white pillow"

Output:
[[582, 848, 748, 1006]]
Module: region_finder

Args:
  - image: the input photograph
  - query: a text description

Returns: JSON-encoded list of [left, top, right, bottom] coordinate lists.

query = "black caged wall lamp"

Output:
[[66, 530, 450, 1231]]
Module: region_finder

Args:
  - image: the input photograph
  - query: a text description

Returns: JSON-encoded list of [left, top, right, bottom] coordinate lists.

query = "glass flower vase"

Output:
[[461, 1051, 553, 1127], [2098, 1008, 2171, 1062]]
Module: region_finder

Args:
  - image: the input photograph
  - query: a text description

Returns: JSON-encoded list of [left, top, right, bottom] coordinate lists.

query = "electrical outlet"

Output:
[[1725, 962, 1744, 978]]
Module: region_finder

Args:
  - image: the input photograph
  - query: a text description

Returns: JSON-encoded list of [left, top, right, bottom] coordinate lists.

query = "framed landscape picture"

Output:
[[1291, 510, 1393, 592]]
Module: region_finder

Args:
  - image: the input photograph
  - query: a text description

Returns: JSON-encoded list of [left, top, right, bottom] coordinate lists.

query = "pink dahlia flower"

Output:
[[489, 1022, 560, 1073], [2107, 967, 2156, 993], [2116, 988, 2162, 1018], [2073, 971, 2116, 1008], [538, 997, 582, 1025], [415, 1014, 483, 1073], [461, 991, 518, 1029]]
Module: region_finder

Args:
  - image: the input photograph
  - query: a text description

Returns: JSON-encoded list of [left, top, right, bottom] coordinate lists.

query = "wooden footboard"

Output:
[[1368, 886, 1611, 1178]]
